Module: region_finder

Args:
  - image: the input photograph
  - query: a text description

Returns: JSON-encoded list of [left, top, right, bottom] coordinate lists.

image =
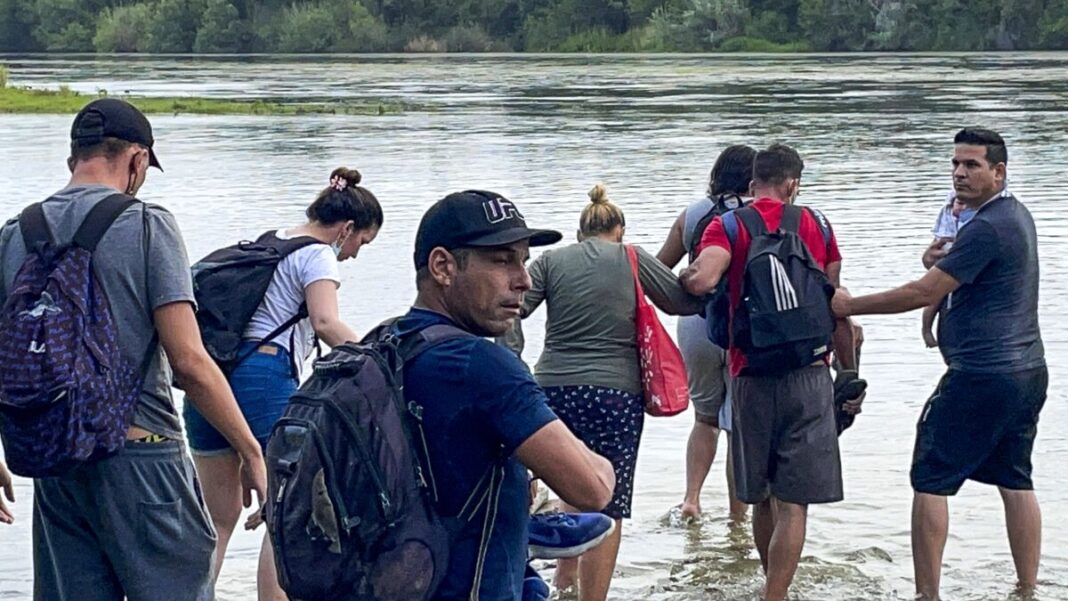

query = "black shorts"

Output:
[[911, 366, 1048, 495], [730, 365, 843, 505]]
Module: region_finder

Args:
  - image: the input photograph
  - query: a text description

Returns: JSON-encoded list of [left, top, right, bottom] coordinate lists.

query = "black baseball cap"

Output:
[[414, 190, 562, 269], [70, 98, 162, 170]]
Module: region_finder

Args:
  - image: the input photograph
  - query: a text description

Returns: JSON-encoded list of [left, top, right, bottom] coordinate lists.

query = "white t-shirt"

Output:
[[931, 191, 959, 239], [243, 229, 340, 376]]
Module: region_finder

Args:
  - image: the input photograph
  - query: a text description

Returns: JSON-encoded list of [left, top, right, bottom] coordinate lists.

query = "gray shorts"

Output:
[[730, 366, 843, 505], [678, 315, 731, 430], [33, 440, 217, 601]]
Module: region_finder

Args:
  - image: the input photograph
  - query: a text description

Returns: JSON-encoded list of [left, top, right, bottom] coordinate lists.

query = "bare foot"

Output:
[[728, 507, 748, 523], [680, 501, 702, 520], [553, 558, 577, 592], [553, 576, 576, 594]]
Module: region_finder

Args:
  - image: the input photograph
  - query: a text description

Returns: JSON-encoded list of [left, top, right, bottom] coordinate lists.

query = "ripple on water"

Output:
[[1, 53, 1067, 601]]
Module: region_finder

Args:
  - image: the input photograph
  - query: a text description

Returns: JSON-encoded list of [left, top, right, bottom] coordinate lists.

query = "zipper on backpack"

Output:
[[313, 398, 395, 524], [373, 343, 442, 506], [410, 402, 440, 503]]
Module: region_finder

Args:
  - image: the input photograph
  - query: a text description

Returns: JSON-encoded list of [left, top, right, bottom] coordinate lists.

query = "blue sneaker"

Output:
[[523, 564, 550, 601], [528, 511, 615, 559]]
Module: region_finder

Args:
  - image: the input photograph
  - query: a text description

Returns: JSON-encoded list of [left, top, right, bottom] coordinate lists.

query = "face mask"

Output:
[[125, 155, 139, 195], [331, 230, 350, 258]]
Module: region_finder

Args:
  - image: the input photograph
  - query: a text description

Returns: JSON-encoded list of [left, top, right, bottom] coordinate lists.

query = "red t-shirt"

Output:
[[698, 197, 843, 377]]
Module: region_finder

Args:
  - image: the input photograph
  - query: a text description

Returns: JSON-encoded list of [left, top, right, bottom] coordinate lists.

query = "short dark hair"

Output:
[[708, 144, 757, 198], [306, 167, 384, 231], [954, 127, 1008, 166], [69, 137, 136, 164], [752, 143, 804, 186]]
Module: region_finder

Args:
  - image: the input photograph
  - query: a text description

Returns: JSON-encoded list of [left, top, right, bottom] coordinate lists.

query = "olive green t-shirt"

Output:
[[517, 238, 703, 395]]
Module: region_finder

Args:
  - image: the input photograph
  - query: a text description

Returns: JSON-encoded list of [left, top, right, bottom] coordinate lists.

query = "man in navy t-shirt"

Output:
[[398, 190, 616, 600], [832, 128, 1047, 601]]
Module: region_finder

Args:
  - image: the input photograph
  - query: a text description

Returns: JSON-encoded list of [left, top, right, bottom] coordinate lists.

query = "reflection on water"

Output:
[[1, 54, 1067, 601]]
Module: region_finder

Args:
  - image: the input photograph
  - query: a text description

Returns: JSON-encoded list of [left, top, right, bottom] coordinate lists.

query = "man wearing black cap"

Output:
[[394, 190, 616, 600], [0, 99, 266, 600]]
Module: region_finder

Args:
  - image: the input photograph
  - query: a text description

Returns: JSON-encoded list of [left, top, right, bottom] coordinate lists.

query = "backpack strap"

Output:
[[255, 230, 324, 257], [73, 193, 138, 252], [687, 194, 745, 261], [229, 302, 312, 375], [721, 211, 739, 249], [805, 207, 833, 255], [779, 203, 803, 234], [399, 323, 474, 363], [734, 205, 768, 238], [19, 202, 55, 252]]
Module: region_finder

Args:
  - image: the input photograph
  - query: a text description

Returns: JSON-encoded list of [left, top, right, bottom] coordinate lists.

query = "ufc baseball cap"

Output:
[[414, 190, 562, 269]]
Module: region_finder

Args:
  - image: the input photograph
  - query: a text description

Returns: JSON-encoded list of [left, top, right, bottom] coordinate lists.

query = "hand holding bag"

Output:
[[625, 245, 690, 417]]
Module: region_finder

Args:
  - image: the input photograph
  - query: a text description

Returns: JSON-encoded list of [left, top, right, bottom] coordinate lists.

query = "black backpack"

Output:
[[190, 231, 322, 375], [688, 195, 747, 350], [264, 322, 505, 601], [687, 193, 745, 264], [709, 204, 835, 375]]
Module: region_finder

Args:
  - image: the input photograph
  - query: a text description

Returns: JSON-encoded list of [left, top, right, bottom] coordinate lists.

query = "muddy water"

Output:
[[1, 53, 1067, 600]]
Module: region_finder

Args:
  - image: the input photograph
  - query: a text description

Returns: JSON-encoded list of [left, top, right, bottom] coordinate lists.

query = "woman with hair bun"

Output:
[[183, 167, 383, 600], [514, 184, 702, 601]]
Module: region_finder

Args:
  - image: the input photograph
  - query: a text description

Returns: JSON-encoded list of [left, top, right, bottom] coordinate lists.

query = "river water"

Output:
[[0, 53, 1066, 601]]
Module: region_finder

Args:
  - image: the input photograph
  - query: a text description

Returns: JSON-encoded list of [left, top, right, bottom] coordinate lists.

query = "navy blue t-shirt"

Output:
[[936, 191, 1045, 373], [396, 308, 558, 601]]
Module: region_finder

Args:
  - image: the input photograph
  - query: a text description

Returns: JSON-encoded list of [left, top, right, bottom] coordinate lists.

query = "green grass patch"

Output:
[[717, 36, 811, 52], [0, 79, 403, 116]]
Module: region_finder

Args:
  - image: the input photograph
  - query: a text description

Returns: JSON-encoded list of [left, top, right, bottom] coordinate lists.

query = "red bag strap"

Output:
[[624, 244, 649, 309]]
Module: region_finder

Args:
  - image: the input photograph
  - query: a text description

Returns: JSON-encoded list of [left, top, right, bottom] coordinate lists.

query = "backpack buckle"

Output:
[[408, 401, 424, 421]]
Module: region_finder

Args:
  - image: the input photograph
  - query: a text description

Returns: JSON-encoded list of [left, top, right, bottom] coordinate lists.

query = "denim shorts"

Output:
[[183, 342, 298, 455]]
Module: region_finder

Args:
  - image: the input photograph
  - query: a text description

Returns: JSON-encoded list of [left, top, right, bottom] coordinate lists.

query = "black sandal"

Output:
[[833, 370, 867, 435]]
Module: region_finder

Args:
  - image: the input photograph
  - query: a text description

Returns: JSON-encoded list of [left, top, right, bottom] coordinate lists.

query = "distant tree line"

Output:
[[1, 0, 1066, 53]]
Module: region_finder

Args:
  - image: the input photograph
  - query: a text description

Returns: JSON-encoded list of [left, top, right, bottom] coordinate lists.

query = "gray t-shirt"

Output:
[[0, 184, 195, 438], [519, 238, 703, 394], [935, 190, 1045, 373]]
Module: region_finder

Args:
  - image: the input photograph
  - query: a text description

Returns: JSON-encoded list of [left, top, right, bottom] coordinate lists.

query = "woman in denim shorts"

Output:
[[183, 167, 383, 600]]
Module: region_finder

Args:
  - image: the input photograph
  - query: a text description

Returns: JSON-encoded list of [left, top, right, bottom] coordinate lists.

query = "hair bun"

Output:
[[330, 167, 362, 188], [588, 183, 609, 205]]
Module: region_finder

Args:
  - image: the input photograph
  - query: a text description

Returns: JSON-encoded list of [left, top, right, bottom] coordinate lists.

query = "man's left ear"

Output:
[[136, 148, 150, 172]]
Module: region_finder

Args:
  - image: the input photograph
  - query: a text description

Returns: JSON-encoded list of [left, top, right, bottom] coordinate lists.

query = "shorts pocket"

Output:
[[139, 499, 216, 556], [138, 500, 184, 554]]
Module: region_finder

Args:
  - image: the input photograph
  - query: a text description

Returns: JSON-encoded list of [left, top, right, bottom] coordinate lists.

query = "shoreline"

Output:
[[0, 78, 404, 116]]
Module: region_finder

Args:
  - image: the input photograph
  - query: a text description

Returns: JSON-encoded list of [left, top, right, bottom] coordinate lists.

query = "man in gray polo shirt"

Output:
[[833, 127, 1046, 601], [0, 99, 266, 600]]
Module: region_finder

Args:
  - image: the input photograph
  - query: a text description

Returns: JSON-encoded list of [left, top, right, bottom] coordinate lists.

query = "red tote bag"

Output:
[[625, 245, 690, 417]]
